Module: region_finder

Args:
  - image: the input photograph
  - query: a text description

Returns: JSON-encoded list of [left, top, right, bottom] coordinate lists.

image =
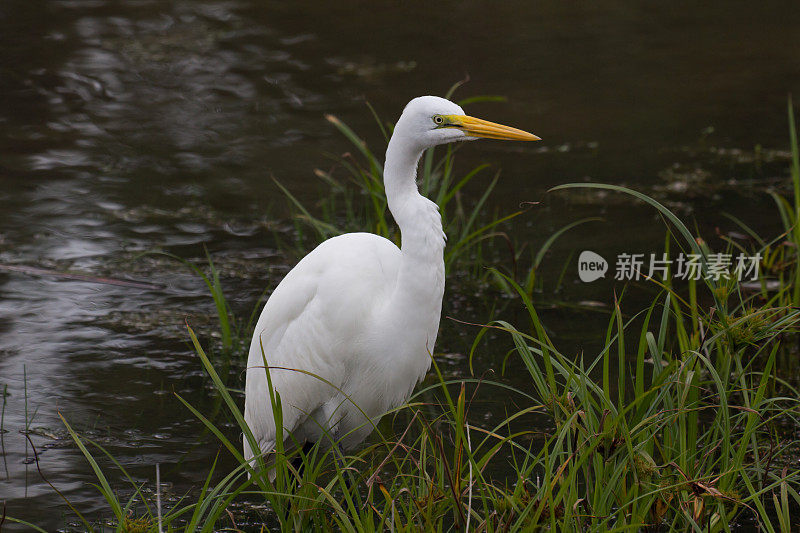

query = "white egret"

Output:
[[243, 95, 538, 471]]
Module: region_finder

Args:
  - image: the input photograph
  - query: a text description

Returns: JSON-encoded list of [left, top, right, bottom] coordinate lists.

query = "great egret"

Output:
[[243, 95, 538, 472]]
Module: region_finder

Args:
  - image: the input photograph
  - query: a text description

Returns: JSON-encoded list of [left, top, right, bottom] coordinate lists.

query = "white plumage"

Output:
[[243, 96, 538, 469]]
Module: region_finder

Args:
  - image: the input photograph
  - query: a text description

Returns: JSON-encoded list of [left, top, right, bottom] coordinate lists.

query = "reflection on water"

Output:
[[1, 0, 799, 529]]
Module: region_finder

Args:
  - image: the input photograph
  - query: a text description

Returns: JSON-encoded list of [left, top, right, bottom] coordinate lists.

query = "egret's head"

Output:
[[395, 95, 540, 151]]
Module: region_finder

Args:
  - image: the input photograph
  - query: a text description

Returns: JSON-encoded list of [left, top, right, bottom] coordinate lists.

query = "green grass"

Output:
[[143, 247, 268, 361], [51, 258, 800, 530], [14, 99, 800, 531]]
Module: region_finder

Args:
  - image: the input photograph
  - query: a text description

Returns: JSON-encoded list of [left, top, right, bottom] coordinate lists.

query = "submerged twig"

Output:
[[0, 264, 162, 290]]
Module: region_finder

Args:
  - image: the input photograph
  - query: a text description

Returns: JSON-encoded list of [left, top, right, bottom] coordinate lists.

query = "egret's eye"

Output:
[[432, 115, 445, 126]]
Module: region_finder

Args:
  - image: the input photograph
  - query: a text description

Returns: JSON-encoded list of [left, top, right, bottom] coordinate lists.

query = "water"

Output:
[[1, 0, 799, 529]]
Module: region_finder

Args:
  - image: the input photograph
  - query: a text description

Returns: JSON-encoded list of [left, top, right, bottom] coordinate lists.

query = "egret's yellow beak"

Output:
[[444, 114, 540, 141]]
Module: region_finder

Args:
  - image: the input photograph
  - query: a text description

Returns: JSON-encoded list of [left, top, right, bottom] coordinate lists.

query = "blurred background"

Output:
[[1, 0, 799, 529]]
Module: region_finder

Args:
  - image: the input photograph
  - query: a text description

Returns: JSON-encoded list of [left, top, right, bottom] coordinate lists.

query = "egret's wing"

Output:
[[243, 233, 400, 464], [243, 274, 340, 461]]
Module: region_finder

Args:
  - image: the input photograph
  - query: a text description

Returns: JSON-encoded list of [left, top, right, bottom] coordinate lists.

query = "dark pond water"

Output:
[[1, 0, 799, 529]]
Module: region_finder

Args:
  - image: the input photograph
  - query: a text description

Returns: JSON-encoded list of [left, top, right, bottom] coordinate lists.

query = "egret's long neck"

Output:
[[383, 136, 445, 348], [385, 138, 446, 265]]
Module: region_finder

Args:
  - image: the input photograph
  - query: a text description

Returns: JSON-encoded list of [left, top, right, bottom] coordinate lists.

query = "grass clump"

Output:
[[15, 101, 800, 531], [52, 252, 800, 530], [51, 182, 800, 530]]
